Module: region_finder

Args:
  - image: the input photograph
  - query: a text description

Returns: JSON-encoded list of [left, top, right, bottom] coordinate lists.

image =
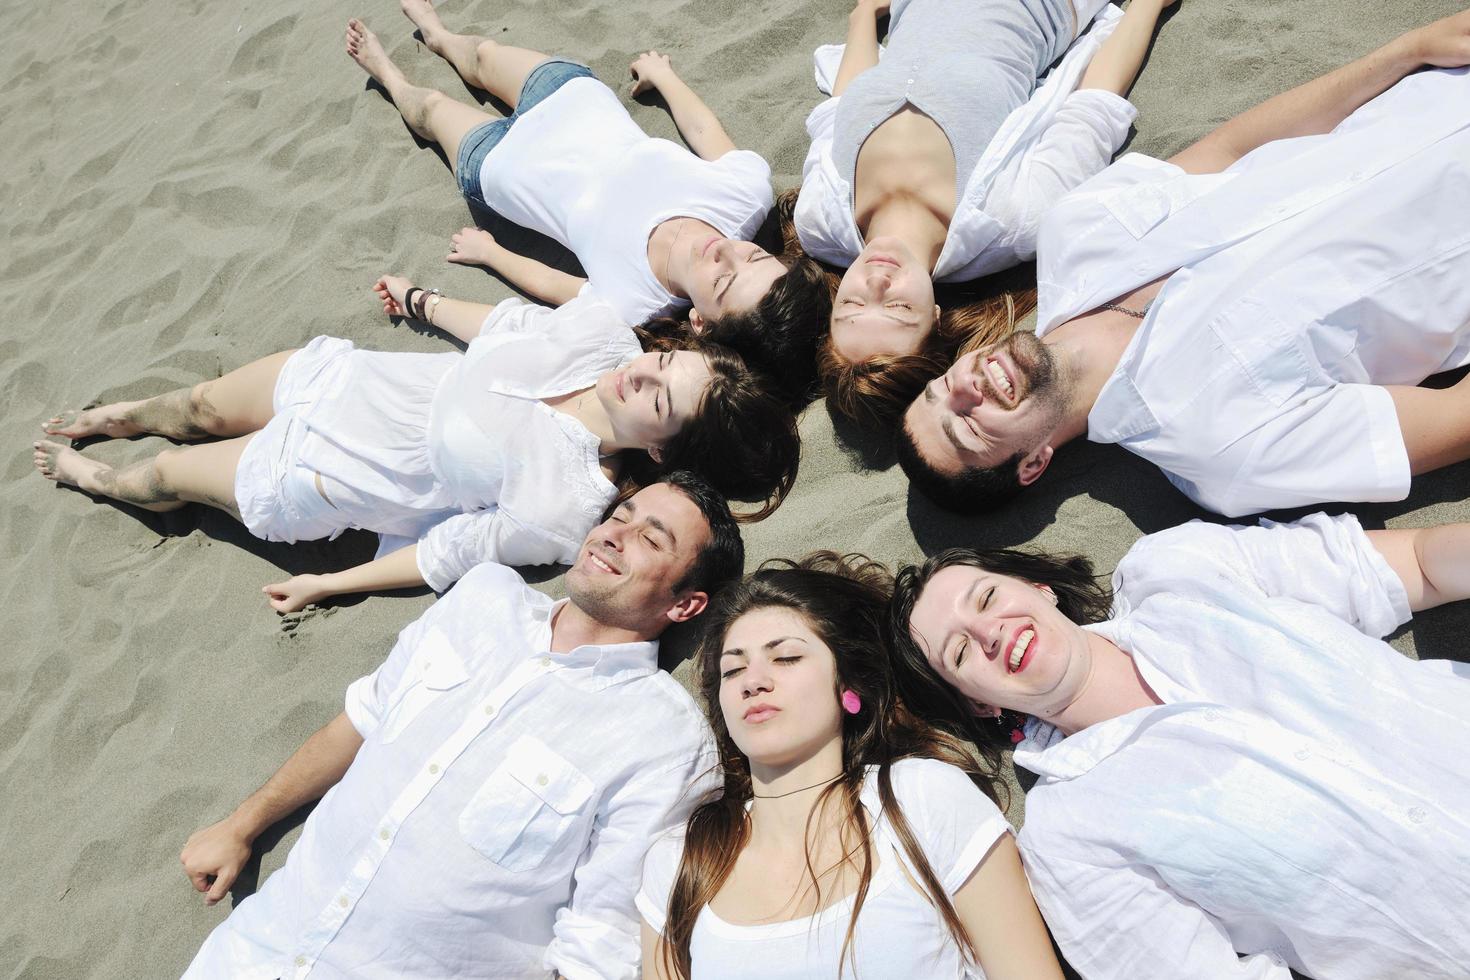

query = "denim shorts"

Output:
[[455, 58, 596, 207]]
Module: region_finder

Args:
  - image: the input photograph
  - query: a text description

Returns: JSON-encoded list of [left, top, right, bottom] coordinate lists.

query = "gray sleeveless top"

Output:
[[833, 0, 1075, 198]]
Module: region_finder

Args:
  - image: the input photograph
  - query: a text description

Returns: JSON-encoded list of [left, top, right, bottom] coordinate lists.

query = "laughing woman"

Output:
[[33, 276, 798, 610], [799, 0, 1177, 426], [638, 553, 1064, 980], [890, 514, 1470, 979]]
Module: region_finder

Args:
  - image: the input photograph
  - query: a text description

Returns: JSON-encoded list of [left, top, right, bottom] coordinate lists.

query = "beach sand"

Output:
[[1, 0, 1466, 974]]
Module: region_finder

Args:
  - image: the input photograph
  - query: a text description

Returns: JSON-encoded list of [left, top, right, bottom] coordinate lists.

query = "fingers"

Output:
[[205, 867, 237, 905], [446, 252, 471, 265]]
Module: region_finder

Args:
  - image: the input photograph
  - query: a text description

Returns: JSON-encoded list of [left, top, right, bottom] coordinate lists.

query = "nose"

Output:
[[741, 661, 774, 698], [863, 271, 891, 296], [946, 360, 985, 413]]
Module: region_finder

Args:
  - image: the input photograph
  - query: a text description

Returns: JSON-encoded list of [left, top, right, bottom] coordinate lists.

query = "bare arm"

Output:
[[1386, 375, 1470, 483], [446, 228, 587, 308], [1169, 10, 1470, 175], [640, 921, 677, 980], [629, 52, 737, 161], [263, 543, 427, 614], [1367, 523, 1470, 613], [832, 0, 889, 97], [180, 712, 363, 905], [372, 274, 508, 345], [954, 836, 1066, 980], [1077, 0, 1174, 96]]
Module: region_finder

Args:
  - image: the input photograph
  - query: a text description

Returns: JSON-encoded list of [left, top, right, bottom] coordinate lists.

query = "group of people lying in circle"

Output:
[[29, 0, 1470, 977]]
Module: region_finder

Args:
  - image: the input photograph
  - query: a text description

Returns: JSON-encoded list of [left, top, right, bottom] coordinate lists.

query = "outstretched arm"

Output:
[[832, 0, 889, 97], [1169, 10, 1470, 175], [1368, 522, 1470, 613], [629, 51, 737, 161], [1077, 0, 1175, 96], [263, 543, 426, 613], [373, 274, 508, 345], [180, 712, 363, 905], [1387, 374, 1470, 498], [446, 228, 586, 307]]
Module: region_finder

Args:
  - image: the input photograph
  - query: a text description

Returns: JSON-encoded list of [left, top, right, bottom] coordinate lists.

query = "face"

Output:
[[908, 565, 1091, 721], [829, 236, 939, 362], [903, 331, 1063, 479], [597, 350, 714, 458], [717, 606, 844, 770], [684, 237, 787, 326], [566, 483, 713, 630]]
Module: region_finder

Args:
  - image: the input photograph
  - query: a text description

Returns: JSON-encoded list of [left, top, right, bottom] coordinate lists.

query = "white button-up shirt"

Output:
[[1013, 513, 1470, 979], [796, 0, 1134, 281], [184, 563, 717, 979], [1035, 67, 1470, 517]]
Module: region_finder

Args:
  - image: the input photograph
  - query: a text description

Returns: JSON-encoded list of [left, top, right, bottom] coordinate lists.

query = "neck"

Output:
[[747, 739, 846, 844], [863, 197, 947, 271], [1047, 632, 1162, 736], [1041, 319, 1138, 446], [648, 216, 717, 297], [553, 383, 633, 457], [548, 600, 657, 654]]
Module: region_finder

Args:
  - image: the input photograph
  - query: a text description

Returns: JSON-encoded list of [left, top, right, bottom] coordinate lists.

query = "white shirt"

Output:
[[185, 562, 718, 980], [413, 288, 634, 591], [476, 76, 774, 325], [637, 758, 1009, 979], [1035, 67, 1470, 516], [795, 0, 1135, 281], [1012, 513, 1470, 980]]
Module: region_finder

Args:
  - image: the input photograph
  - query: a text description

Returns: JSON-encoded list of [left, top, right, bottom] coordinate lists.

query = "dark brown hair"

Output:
[[660, 552, 1001, 979]]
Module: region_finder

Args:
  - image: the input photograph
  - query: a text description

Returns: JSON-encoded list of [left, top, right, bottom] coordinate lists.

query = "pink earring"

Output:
[[840, 689, 862, 715]]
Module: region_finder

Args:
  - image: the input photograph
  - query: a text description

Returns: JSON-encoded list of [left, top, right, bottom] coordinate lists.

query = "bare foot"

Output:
[[400, 0, 448, 44], [447, 227, 498, 266], [345, 19, 402, 86], [42, 402, 145, 440], [33, 439, 110, 491]]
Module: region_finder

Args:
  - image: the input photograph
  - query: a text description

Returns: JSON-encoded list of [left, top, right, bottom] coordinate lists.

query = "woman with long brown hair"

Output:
[[636, 553, 1062, 979]]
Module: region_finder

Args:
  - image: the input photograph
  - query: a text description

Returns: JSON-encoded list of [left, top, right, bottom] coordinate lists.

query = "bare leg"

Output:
[[43, 350, 297, 442], [346, 18, 496, 173], [33, 435, 253, 518], [399, 0, 550, 109]]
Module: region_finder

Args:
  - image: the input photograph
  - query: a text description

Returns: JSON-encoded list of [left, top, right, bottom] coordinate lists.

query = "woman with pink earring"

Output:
[[637, 552, 1063, 979]]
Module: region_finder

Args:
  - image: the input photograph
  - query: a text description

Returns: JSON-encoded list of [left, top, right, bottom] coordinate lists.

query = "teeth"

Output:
[[1009, 629, 1034, 671], [590, 554, 614, 573], [987, 359, 1015, 399]]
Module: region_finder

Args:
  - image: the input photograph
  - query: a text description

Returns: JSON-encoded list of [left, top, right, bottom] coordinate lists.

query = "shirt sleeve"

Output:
[[342, 589, 447, 737], [416, 508, 581, 592], [544, 737, 719, 979], [1019, 837, 1294, 980], [634, 830, 686, 937], [886, 758, 1012, 894], [1116, 513, 1412, 638]]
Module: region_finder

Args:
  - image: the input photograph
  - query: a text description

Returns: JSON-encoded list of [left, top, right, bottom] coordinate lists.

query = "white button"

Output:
[[1408, 806, 1427, 824], [484, 704, 497, 716], [428, 763, 440, 774], [536, 773, 549, 786], [540, 656, 553, 668], [338, 895, 349, 908], [295, 955, 307, 967], [379, 828, 390, 841], [907, 78, 914, 84], [1293, 748, 1310, 761]]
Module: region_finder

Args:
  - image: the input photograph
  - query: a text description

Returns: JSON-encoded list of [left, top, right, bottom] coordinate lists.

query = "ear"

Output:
[[932, 304, 943, 326], [647, 443, 665, 464], [1016, 444, 1053, 487], [1034, 583, 1058, 604], [687, 310, 706, 334], [966, 699, 1001, 720], [666, 591, 709, 624]]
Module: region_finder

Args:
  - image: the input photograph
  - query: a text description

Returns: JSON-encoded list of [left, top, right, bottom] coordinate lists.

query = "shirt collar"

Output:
[[532, 597, 661, 688], [1087, 352, 1160, 444]]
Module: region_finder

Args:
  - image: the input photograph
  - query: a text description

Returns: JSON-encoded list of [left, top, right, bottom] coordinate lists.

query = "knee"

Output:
[[151, 446, 189, 491], [187, 383, 227, 437]]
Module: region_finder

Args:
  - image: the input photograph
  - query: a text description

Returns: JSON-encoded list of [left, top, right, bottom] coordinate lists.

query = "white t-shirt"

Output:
[[637, 758, 1010, 979], [477, 76, 774, 325]]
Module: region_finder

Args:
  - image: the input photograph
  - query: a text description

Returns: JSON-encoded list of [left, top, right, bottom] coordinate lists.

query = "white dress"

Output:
[[1013, 513, 1470, 979], [233, 288, 633, 589], [637, 758, 1010, 979], [473, 76, 774, 326]]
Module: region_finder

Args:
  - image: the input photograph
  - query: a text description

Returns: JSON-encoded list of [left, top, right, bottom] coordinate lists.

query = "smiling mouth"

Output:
[[1007, 627, 1036, 673], [586, 550, 621, 576], [614, 371, 626, 402], [985, 355, 1016, 404]]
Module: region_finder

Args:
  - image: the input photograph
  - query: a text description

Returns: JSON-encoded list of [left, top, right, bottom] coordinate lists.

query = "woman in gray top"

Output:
[[799, 0, 1176, 428]]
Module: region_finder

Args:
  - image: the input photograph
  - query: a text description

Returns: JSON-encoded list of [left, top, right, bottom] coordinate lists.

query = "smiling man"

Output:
[[899, 17, 1470, 517], [179, 473, 742, 979]]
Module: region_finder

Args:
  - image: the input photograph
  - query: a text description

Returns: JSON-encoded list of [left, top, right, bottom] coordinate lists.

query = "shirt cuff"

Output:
[[1063, 87, 1138, 129], [343, 673, 381, 738], [945, 811, 1013, 893]]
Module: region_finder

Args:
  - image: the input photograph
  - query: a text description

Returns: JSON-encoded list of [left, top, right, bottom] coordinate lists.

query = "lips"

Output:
[[615, 371, 626, 402], [866, 254, 900, 268], [584, 548, 622, 576], [701, 236, 720, 258], [1006, 626, 1036, 674], [985, 355, 1017, 405], [743, 703, 780, 724]]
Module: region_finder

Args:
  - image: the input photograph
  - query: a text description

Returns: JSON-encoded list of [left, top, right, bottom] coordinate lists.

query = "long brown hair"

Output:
[[661, 552, 1002, 979]]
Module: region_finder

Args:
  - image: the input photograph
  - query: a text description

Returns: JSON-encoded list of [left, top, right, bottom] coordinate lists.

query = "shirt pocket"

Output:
[[460, 734, 596, 872], [1206, 297, 1313, 409], [378, 628, 469, 743]]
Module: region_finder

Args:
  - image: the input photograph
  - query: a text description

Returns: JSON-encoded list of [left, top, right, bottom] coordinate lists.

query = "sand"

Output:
[[1, 0, 1467, 975]]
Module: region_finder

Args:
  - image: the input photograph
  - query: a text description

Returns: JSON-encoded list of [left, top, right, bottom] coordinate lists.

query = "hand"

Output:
[[447, 226, 498, 266], [629, 50, 675, 98], [262, 573, 331, 614], [373, 275, 413, 317], [1400, 9, 1470, 68], [181, 817, 254, 906]]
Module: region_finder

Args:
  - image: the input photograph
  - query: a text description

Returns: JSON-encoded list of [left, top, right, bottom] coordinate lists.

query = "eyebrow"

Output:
[[721, 635, 807, 658], [718, 254, 778, 303]]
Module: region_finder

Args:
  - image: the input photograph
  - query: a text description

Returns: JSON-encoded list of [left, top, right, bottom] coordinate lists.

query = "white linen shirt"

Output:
[[637, 758, 1009, 979], [795, 0, 1134, 280], [476, 76, 774, 325], [1035, 67, 1470, 516], [412, 288, 634, 591], [1013, 513, 1470, 980], [184, 562, 718, 979]]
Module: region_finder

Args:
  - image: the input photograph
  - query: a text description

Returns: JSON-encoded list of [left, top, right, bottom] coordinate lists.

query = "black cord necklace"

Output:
[[751, 774, 843, 799]]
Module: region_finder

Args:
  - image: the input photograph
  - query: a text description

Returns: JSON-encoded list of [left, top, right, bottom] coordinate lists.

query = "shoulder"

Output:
[[627, 671, 715, 753], [712, 148, 772, 181], [442, 561, 530, 608], [883, 758, 1004, 821], [871, 759, 1011, 892], [636, 824, 691, 933]]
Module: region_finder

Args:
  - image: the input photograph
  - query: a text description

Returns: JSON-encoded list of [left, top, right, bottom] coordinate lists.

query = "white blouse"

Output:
[[474, 76, 775, 325], [637, 758, 1010, 979], [1013, 513, 1470, 979], [414, 289, 635, 591], [795, 0, 1135, 281]]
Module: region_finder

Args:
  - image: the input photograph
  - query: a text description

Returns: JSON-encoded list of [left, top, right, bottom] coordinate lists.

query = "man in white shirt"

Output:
[[898, 11, 1470, 518], [178, 472, 742, 979]]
